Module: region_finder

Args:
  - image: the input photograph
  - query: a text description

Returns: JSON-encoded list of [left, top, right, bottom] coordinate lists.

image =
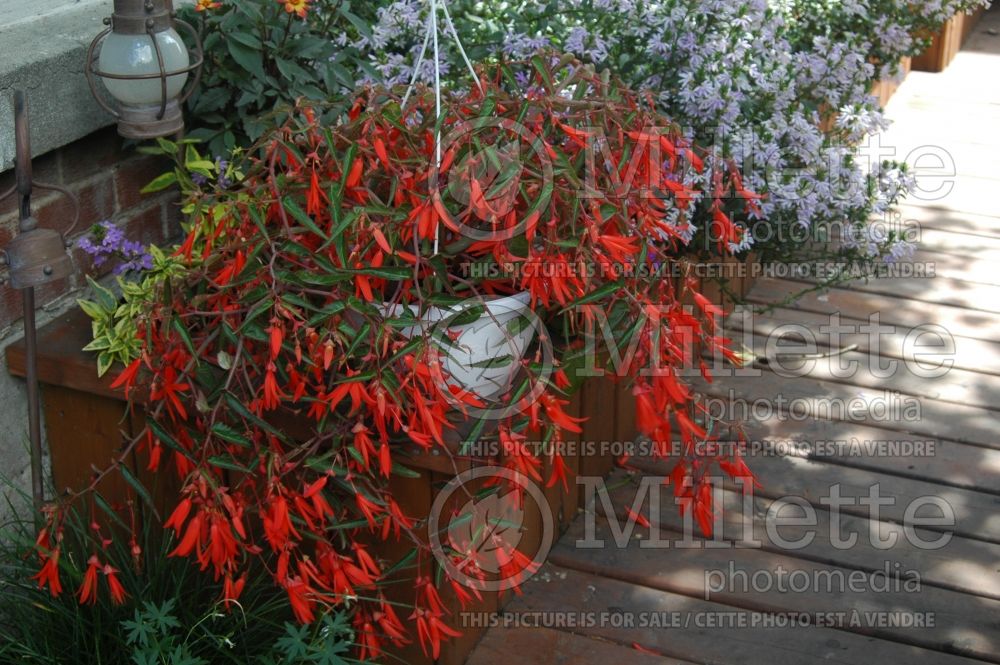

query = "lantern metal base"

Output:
[[4, 224, 74, 290], [116, 99, 184, 139]]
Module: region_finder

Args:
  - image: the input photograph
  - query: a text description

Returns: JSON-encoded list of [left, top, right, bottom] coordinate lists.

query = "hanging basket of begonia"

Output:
[[39, 55, 761, 661]]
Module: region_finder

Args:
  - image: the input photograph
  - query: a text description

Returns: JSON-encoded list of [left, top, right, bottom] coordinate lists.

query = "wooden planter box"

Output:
[[913, 7, 986, 72], [4, 308, 628, 665], [872, 56, 911, 107]]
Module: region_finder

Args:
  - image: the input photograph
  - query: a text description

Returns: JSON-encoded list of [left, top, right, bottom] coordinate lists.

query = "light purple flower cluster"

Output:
[[346, 0, 986, 264], [77, 221, 153, 276]]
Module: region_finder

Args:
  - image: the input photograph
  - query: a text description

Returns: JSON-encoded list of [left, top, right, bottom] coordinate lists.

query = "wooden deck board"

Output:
[[727, 305, 1000, 377], [634, 455, 1000, 545], [732, 333, 1000, 411], [747, 278, 1000, 343], [550, 517, 1000, 662], [911, 249, 1000, 287], [741, 415, 1000, 493], [508, 566, 991, 665], [466, 7, 1000, 664], [695, 369, 1000, 450], [594, 469, 1000, 600], [785, 273, 1000, 315], [898, 206, 1000, 240], [466, 626, 688, 665]]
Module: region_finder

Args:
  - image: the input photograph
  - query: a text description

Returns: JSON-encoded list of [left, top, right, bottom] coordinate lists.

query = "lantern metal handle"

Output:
[[0, 94, 80, 240], [84, 16, 204, 122], [0, 183, 80, 243]]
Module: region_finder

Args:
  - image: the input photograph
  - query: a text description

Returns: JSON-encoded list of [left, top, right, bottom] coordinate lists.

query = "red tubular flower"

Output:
[[207, 515, 239, 578], [352, 422, 376, 471], [355, 492, 383, 530], [496, 545, 539, 593], [500, 427, 543, 483], [223, 574, 246, 610], [77, 555, 101, 605], [539, 393, 584, 434], [268, 319, 283, 360], [262, 495, 298, 551], [382, 499, 414, 541], [305, 168, 325, 217], [109, 357, 142, 399], [285, 577, 316, 624], [149, 365, 190, 420], [378, 442, 392, 478], [354, 612, 383, 663], [376, 595, 409, 643], [352, 544, 380, 579], [261, 363, 283, 411], [597, 233, 640, 262], [693, 481, 715, 538], [545, 452, 571, 493], [317, 546, 374, 597], [322, 339, 335, 371], [411, 607, 462, 660], [32, 549, 62, 598], [169, 511, 204, 558], [146, 441, 162, 472], [103, 564, 128, 605], [164, 497, 192, 536], [449, 576, 483, 611]]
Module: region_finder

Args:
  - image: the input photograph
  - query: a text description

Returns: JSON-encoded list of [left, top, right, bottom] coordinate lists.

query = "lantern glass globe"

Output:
[[97, 28, 190, 106]]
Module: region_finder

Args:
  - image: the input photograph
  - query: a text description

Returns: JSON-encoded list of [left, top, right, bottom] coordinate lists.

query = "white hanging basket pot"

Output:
[[381, 291, 535, 400]]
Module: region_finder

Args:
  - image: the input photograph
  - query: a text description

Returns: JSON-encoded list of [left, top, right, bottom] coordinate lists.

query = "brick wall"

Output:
[[0, 126, 181, 330]]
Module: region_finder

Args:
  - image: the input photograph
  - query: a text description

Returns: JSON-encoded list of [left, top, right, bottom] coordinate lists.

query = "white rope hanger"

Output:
[[400, 0, 485, 254]]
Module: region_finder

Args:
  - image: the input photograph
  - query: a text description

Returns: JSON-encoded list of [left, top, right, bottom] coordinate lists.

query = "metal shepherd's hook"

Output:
[[1, 92, 79, 520]]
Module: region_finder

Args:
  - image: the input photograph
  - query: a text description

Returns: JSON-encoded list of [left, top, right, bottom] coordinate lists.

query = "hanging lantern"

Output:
[[85, 0, 203, 139]]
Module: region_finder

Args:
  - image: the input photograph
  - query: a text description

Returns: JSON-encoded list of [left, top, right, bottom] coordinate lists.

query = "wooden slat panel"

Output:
[[912, 14, 963, 72], [42, 385, 131, 501], [912, 249, 1000, 287], [896, 205, 1000, 240], [613, 377, 637, 445], [129, 409, 183, 517], [577, 377, 618, 508], [915, 226, 1000, 260]]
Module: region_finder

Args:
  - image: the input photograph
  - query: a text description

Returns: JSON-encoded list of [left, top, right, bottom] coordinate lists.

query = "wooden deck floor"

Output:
[[466, 9, 1000, 665]]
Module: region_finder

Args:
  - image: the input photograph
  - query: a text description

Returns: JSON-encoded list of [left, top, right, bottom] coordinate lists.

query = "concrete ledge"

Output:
[[0, 0, 115, 171]]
